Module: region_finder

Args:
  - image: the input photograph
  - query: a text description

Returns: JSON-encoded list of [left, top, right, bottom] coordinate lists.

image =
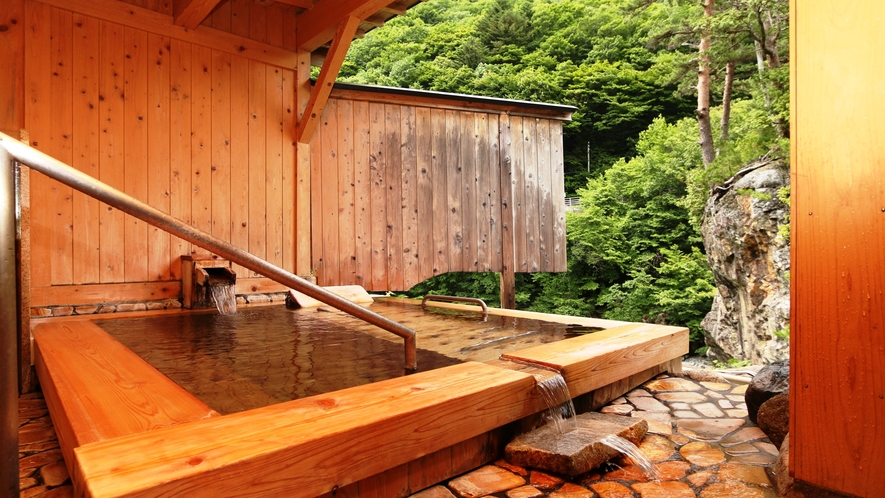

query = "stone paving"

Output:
[[410, 373, 778, 498], [17, 392, 73, 497], [17, 371, 773, 498]]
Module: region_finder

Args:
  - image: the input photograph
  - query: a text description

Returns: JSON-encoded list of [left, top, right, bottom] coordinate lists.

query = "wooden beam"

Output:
[[295, 16, 359, 143], [172, 0, 223, 30], [296, 0, 393, 51], [295, 50, 312, 275], [72, 362, 536, 497], [37, 0, 297, 69], [274, 0, 315, 9], [362, 14, 386, 28], [33, 321, 219, 472]]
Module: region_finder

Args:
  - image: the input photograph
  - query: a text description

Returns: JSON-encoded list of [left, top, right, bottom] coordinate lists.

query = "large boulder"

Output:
[[700, 159, 791, 364]]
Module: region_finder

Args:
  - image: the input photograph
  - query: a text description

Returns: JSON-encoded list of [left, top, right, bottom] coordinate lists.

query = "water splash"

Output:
[[598, 434, 659, 481], [536, 374, 578, 434], [209, 281, 237, 315]]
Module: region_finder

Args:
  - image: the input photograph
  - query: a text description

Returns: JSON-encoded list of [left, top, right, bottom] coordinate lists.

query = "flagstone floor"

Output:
[[17, 371, 774, 498], [410, 373, 778, 498]]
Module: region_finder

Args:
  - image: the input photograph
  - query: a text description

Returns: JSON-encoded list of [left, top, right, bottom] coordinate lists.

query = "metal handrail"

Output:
[[422, 294, 489, 314], [0, 132, 417, 371]]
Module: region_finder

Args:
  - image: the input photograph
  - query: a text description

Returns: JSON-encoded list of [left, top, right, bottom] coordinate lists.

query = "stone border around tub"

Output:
[[29, 292, 291, 317]]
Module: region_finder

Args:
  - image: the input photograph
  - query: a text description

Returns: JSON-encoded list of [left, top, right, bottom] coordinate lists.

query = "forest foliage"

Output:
[[342, 0, 789, 347]]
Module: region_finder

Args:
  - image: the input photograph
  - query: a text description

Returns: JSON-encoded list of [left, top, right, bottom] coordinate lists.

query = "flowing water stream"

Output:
[[597, 434, 659, 480], [209, 281, 237, 315], [535, 373, 578, 434]]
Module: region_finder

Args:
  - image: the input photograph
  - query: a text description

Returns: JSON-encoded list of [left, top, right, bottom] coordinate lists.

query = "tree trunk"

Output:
[[697, 0, 716, 167], [721, 60, 735, 142]]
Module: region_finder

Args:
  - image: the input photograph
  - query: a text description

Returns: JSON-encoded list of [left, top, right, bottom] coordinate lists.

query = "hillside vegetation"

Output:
[[341, 0, 789, 349]]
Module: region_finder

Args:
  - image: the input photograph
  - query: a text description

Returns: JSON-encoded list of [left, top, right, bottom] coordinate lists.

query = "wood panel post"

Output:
[[790, 0, 885, 495], [499, 114, 515, 309], [295, 50, 312, 276]]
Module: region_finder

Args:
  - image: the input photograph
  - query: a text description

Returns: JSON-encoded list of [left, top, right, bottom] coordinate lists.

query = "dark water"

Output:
[[97, 301, 598, 414]]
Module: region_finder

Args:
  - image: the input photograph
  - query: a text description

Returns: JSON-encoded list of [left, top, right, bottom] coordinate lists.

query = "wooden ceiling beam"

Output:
[[296, 0, 395, 51], [273, 0, 316, 9], [295, 16, 361, 143], [173, 0, 224, 29]]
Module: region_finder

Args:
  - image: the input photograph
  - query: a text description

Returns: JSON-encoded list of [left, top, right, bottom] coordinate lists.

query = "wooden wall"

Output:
[[309, 88, 568, 291], [23, 0, 298, 304], [8, 0, 570, 306], [790, 0, 885, 495]]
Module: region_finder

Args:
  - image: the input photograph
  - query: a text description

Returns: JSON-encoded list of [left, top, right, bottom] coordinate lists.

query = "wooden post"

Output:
[[498, 114, 515, 309], [295, 50, 312, 277], [791, 0, 885, 495]]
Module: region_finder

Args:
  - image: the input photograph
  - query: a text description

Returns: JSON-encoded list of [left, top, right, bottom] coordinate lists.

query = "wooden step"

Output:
[[32, 321, 220, 468]]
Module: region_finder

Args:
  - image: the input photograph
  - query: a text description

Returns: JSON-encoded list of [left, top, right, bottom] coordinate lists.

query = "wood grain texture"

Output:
[[320, 99, 340, 284], [0, 0, 25, 134], [247, 59, 267, 275], [502, 323, 689, 398], [72, 362, 536, 498], [123, 26, 150, 282], [49, 7, 74, 286], [24, 0, 52, 289], [38, 0, 297, 69], [385, 104, 404, 290], [790, 1, 885, 494], [415, 107, 433, 284], [71, 13, 101, 284], [337, 99, 356, 284], [401, 105, 419, 289], [460, 112, 475, 271], [168, 38, 192, 278], [430, 108, 448, 277], [369, 102, 387, 289], [30, 282, 181, 306], [265, 65, 285, 267], [210, 49, 232, 244], [146, 33, 172, 281], [98, 19, 126, 283], [229, 53, 250, 277], [33, 320, 218, 466], [353, 100, 372, 286], [190, 44, 213, 237]]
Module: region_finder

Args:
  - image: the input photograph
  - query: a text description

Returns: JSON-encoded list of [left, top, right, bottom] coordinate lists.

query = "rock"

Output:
[[756, 392, 789, 449], [115, 303, 147, 313], [745, 360, 789, 423], [774, 434, 855, 498], [448, 465, 525, 498], [505, 412, 648, 476], [410, 486, 457, 498], [700, 160, 791, 364]]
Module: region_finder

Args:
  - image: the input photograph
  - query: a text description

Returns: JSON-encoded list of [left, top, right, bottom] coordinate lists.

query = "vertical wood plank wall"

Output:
[[23, 0, 297, 298], [790, 0, 885, 495], [310, 91, 569, 291], [13, 0, 569, 304]]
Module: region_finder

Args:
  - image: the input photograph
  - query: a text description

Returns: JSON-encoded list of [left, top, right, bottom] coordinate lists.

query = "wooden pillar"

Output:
[[295, 50, 312, 277], [498, 114, 515, 309], [790, 0, 885, 495]]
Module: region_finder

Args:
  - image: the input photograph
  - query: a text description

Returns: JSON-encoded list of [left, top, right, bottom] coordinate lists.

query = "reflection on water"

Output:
[[97, 301, 599, 414]]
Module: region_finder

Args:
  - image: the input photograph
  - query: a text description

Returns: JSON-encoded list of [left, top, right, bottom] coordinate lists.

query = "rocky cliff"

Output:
[[700, 159, 790, 364]]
